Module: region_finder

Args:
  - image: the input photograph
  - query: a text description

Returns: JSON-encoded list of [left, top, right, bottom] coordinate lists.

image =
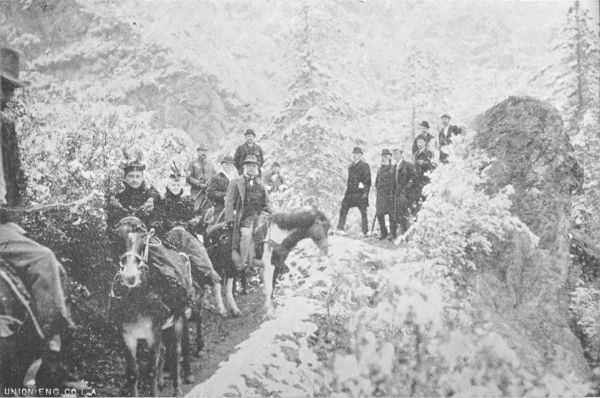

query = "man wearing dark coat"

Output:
[[414, 138, 436, 207], [438, 114, 463, 164], [392, 149, 417, 236], [207, 155, 236, 220], [0, 47, 80, 385], [225, 155, 272, 269], [233, 129, 265, 176], [375, 149, 396, 240], [337, 146, 371, 236], [412, 121, 437, 156]]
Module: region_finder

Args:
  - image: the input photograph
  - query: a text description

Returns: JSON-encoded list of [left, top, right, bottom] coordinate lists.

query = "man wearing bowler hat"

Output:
[[375, 149, 396, 240], [187, 142, 216, 217], [234, 128, 265, 176], [0, 47, 83, 389], [438, 114, 463, 164], [337, 146, 371, 236], [225, 154, 272, 270], [412, 120, 437, 156]]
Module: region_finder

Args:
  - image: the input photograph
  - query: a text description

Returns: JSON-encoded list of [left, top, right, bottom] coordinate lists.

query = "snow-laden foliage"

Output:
[[405, 134, 538, 272], [7, 90, 194, 204], [322, 240, 589, 396]]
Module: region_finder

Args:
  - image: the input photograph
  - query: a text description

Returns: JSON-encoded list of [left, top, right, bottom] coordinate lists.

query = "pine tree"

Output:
[[534, 0, 600, 235], [264, 1, 360, 216]]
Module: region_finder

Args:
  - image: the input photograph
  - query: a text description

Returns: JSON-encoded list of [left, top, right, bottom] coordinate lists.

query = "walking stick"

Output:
[[370, 214, 377, 236]]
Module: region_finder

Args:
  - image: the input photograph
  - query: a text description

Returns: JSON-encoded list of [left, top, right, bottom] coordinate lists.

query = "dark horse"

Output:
[[0, 261, 71, 391], [110, 216, 192, 397], [205, 207, 330, 319]]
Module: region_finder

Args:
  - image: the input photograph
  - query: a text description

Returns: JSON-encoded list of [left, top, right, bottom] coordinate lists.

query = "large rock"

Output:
[[469, 96, 590, 379]]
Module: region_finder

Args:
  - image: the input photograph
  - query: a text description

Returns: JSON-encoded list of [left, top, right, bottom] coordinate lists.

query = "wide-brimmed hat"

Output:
[[243, 155, 259, 165], [420, 121, 430, 128], [221, 155, 234, 164], [244, 129, 255, 137], [0, 47, 28, 88], [352, 146, 363, 154], [381, 148, 392, 156]]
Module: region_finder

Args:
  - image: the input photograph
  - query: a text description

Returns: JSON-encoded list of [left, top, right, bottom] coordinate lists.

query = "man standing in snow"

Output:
[[234, 128, 265, 177], [375, 149, 396, 240], [337, 146, 371, 236], [438, 114, 463, 164], [392, 148, 417, 236]]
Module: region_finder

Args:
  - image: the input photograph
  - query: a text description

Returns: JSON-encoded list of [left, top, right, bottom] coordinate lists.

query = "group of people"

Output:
[[337, 115, 463, 240], [106, 128, 290, 290]]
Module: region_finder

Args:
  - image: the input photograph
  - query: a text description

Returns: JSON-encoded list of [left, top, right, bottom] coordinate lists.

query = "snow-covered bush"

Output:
[[406, 134, 538, 273], [321, 250, 589, 396], [8, 90, 195, 205]]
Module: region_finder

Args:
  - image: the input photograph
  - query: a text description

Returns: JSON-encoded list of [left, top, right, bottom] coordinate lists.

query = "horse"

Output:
[[259, 207, 330, 318], [110, 216, 193, 397], [204, 207, 330, 319], [0, 261, 71, 391]]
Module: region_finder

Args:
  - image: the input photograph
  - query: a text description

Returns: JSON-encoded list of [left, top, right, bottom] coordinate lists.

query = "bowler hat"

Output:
[[440, 114, 451, 119], [420, 121, 430, 128], [243, 155, 259, 165], [221, 155, 234, 164], [0, 47, 28, 88], [352, 146, 363, 154], [381, 148, 392, 156], [245, 129, 255, 137]]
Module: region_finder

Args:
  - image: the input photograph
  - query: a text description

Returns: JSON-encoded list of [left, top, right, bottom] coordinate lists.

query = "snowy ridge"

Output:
[[186, 236, 403, 397]]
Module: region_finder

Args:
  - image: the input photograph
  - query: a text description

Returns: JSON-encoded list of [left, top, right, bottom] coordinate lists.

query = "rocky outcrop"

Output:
[[469, 96, 590, 378]]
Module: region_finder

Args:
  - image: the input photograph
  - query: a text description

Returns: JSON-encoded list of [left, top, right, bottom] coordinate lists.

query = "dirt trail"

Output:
[[91, 283, 266, 397]]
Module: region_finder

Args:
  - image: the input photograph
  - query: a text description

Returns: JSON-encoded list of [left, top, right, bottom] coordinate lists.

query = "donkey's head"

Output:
[[113, 216, 152, 288]]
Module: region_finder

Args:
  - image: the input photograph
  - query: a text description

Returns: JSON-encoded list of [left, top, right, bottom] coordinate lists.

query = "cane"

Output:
[[370, 214, 377, 236]]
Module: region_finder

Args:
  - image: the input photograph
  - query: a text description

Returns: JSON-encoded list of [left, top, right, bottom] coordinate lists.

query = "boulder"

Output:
[[469, 96, 590, 378]]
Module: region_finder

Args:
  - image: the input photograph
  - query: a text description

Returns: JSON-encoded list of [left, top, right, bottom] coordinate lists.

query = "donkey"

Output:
[[110, 216, 193, 397], [258, 207, 330, 318]]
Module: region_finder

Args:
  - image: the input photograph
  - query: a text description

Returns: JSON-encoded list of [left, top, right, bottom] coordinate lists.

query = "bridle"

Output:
[[109, 227, 156, 301]]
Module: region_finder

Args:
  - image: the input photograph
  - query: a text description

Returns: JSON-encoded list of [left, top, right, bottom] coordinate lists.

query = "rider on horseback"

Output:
[[225, 155, 272, 270], [154, 161, 221, 285], [0, 47, 81, 388]]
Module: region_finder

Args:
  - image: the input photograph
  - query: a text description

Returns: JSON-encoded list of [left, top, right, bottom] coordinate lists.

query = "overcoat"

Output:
[[233, 143, 265, 175], [375, 164, 395, 214], [342, 160, 371, 208], [394, 160, 417, 213], [207, 171, 230, 214], [224, 176, 272, 251]]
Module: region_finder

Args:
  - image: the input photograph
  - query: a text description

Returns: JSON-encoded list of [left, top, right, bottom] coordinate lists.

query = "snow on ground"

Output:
[[186, 235, 410, 397]]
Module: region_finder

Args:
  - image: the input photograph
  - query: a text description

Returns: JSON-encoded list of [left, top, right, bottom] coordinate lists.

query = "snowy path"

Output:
[[186, 235, 400, 397]]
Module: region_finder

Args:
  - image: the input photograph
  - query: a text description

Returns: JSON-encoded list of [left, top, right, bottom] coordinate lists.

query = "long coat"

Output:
[[342, 160, 371, 208], [0, 111, 23, 208], [394, 160, 417, 214], [234, 143, 265, 175], [207, 171, 230, 215], [375, 164, 395, 215], [224, 176, 272, 251]]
